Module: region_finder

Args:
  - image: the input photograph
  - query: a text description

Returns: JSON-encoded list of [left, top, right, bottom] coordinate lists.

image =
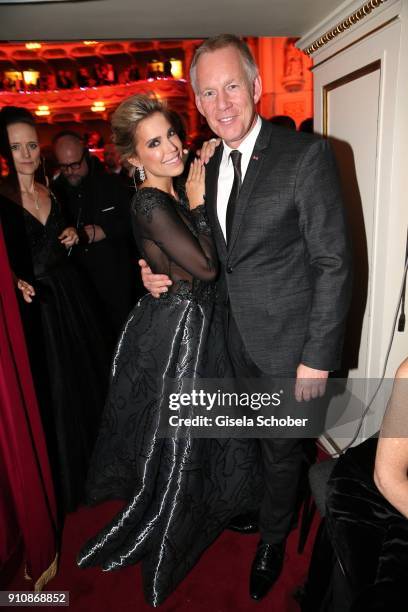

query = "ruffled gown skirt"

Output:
[[78, 287, 263, 606]]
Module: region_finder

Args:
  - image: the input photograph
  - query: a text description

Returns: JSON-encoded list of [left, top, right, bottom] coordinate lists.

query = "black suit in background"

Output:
[[53, 158, 136, 344], [205, 119, 353, 544]]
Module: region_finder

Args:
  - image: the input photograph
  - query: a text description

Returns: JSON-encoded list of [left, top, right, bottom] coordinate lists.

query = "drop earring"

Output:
[[138, 166, 146, 182]]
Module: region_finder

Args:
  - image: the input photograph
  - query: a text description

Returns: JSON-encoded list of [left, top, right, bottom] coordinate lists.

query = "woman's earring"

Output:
[[138, 166, 146, 182]]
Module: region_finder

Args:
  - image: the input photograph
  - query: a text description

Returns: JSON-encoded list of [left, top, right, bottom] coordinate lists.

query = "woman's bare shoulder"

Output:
[[396, 358, 408, 379]]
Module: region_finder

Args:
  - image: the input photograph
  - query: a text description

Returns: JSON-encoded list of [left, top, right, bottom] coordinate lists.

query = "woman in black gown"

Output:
[[0, 106, 108, 514], [78, 95, 262, 605]]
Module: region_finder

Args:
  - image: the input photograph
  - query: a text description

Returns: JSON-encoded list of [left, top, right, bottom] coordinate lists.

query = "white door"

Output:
[[313, 20, 408, 445]]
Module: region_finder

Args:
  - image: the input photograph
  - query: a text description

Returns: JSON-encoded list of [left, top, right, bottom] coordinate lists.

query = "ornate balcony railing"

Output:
[[0, 78, 190, 123]]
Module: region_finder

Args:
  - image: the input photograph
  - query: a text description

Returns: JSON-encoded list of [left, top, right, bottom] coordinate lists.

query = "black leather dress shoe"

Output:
[[249, 541, 285, 601], [227, 512, 259, 534]]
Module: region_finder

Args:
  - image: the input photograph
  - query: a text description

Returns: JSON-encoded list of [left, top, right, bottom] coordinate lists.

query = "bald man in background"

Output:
[[53, 132, 136, 346]]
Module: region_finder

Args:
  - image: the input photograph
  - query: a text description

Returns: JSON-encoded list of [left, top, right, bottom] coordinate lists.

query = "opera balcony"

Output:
[[0, 78, 190, 123]]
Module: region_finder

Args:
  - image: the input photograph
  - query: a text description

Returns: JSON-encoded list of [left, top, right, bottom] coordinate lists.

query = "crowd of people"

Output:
[[0, 33, 406, 612], [0, 61, 154, 94], [0, 106, 145, 515], [0, 108, 107, 514]]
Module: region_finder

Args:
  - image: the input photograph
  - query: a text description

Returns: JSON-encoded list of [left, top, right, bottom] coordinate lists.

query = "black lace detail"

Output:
[[191, 204, 211, 235], [157, 279, 216, 304], [131, 183, 198, 221], [131, 187, 172, 222], [131, 185, 218, 287]]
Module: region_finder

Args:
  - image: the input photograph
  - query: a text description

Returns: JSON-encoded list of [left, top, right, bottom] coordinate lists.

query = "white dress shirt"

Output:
[[216, 115, 262, 240]]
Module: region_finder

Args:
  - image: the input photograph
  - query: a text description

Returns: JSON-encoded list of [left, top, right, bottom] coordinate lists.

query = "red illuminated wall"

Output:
[[0, 37, 313, 137], [250, 37, 313, 127]]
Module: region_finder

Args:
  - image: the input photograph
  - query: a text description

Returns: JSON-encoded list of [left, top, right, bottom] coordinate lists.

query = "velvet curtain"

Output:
[[0, 223, 57, 590]]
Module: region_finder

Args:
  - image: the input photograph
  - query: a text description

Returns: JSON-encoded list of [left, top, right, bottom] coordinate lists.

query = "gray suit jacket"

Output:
[[205, 119, 352, 375]]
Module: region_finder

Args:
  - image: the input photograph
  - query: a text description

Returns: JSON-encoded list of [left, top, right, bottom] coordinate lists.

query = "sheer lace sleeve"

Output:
[[131, 188, 218, 282]]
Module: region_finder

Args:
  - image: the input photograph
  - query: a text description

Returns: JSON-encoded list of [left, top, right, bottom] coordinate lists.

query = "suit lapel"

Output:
[[228, 120, 273, 256], [205, 143, 227, 259]]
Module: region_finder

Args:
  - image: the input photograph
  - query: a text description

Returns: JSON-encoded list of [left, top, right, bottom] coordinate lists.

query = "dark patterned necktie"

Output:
[[226, 149, 242, 244]]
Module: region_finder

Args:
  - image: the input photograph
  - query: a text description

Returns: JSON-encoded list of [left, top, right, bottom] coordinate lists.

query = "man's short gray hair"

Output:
[[190, 34, 259, 94]]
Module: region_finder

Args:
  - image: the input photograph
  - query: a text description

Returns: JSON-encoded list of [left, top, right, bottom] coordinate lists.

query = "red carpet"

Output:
[[9, 499, 319, 611]]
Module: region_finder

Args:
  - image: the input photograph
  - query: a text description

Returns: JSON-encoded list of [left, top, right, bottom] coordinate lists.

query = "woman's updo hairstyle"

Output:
[[111, 94, 172, 161]]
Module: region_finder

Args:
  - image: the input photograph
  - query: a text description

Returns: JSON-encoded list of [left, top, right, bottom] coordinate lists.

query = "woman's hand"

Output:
[[59, 226, 79, 248], [197, 138, 221, 165], [17, 278, 35, 303], [185, 158, 205, 210]]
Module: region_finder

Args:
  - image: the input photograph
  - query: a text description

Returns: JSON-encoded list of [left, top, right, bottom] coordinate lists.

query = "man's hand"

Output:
[[295, 363, 328, 402], [139, 259, 172, 298], [84, 224, 106, 243]]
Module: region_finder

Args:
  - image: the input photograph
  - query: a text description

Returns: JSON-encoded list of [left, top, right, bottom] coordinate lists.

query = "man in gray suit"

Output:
[[141, 34, 352, 601]]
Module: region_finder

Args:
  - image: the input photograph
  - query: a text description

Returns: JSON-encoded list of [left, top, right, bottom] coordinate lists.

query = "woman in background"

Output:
[[0, 106, 108, 515], [323, 357, 408, 611], [374, 357, 408, 513]]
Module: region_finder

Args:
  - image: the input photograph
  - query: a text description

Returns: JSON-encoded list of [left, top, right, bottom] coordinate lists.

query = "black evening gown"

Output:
[[0, 191, 108, 513], [78, 186, 262, 606]]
